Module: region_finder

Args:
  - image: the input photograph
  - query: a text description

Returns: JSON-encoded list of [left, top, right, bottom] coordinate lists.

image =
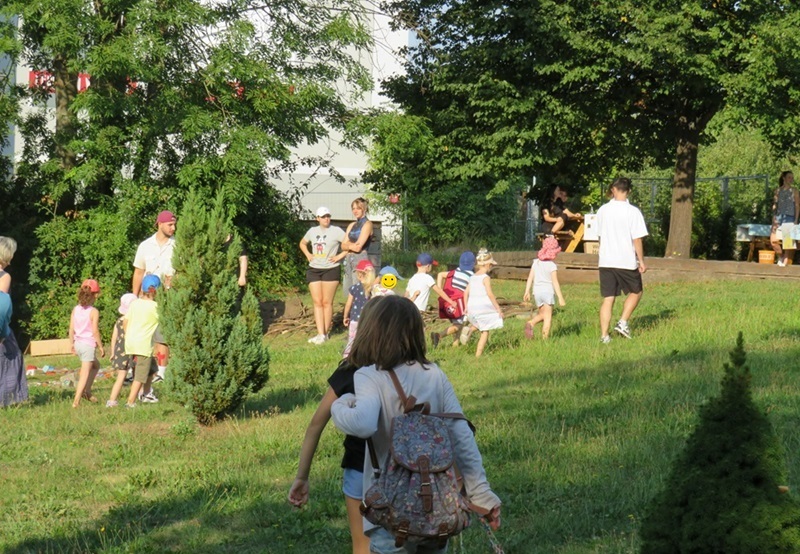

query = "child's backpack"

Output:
[[361, 370, 475, 548], [438, 269, 465, 319]]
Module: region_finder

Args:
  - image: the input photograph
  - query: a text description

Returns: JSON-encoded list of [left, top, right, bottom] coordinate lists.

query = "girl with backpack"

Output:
[[330, 295, 501, 554]]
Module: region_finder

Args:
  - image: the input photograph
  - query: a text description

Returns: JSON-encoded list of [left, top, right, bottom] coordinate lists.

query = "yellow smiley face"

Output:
[[381, 273, 398, 289]]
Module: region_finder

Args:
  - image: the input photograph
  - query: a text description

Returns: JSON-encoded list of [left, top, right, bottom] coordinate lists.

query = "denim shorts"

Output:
[[366, 527, 448, 554], [342, 468, 363, 500], [74, 342, 97, 363]]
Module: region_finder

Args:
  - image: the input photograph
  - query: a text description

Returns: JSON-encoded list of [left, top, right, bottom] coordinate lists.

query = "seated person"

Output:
[[541, 185, 581, 235]]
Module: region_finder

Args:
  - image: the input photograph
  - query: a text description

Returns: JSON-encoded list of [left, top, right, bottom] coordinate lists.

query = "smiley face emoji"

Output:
[[381, 273, 398, 289]]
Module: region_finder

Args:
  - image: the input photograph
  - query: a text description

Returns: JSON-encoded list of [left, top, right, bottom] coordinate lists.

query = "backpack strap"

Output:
[[388, 369, 427, 413]]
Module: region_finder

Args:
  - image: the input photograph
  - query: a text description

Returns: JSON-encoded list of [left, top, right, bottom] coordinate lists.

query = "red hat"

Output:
[[355, 259, 375, 272], [81, 279, 100, 293], [156, 210, 176, 224]]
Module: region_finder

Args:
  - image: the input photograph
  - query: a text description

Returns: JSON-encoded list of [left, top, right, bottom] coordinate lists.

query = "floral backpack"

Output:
[[361, 370, 477, 548]]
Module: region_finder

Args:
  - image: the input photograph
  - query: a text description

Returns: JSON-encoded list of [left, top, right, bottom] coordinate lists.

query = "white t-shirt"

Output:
[[133, 233, 176, 280], [405, 272, 435, 312], [303, 225, 346, 269], [531, 259, 557, 292], [597, 199, 648, 270]]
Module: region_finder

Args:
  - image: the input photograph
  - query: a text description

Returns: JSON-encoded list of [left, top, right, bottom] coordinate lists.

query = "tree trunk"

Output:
[[664, 127, 700, 259], [52, 55, 77, 173]]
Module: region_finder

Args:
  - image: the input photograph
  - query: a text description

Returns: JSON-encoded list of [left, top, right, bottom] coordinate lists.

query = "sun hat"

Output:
[[355, 259, 375, 272], [378, 266, 404, 280], [141, 274, 161, 293], [475, 248, 497, 266], [315, 206, 332, 217], [416, 253, 438, 266], [538, 236, 562, 261], [81, 279, 100, 293], [458, 251, 476, 272], [117, 293, 139, 315], [156, 210, 176, 224]]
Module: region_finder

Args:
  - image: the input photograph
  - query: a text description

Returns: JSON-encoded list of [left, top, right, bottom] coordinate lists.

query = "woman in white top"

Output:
[[330, 295, 501, 553]]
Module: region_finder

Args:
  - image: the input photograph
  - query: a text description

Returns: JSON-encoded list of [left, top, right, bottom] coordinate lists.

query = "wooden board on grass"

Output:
[[25, 338, 72, 357]]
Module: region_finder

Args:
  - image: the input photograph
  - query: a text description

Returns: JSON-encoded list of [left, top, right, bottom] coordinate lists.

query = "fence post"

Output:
[[722, 177, 729, 210]]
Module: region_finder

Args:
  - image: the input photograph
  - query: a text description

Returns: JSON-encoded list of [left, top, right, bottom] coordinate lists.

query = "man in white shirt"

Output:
[[132, 210, 177, 383], [133, 210, 177, 295], [596, 177, 648, 343]]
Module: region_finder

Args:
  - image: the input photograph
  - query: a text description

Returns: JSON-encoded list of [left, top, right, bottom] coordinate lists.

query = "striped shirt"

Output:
[[451, 268, 473, 292]]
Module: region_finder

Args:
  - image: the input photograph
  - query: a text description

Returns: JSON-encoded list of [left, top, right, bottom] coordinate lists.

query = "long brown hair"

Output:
[[77, 285, 97, 307], [348, 295, 430, 371]]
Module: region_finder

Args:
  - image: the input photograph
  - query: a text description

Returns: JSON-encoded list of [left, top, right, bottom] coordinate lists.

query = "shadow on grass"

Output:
[[551, 322, 584, 338], [5, 480, 350, 554], [28, 386, 73, 406], [239, 382, 327, 418], [636, 308, 676, 331]]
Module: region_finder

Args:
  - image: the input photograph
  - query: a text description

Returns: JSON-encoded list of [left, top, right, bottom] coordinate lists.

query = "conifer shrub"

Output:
[[160, 189, 270, 425], [640, 333, 800, 553]]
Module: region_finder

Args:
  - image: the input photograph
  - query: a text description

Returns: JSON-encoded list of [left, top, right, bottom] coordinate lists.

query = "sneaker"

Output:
[[140, 391, 159, 403], [524, 322, 534, 340], [614, 321, 632, 339], [600, 335, 612, 344], [308, 334, 327, 345], [777, 259, 786, 267], [125, 402, 136, 409], [459, 326, 472, 345], [152, 374, 164, 384], [106, 400, 118, 408], [430, 332, 441, 349]]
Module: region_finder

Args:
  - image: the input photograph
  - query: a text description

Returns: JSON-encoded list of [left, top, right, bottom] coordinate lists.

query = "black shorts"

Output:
[[306, 266, 341, 283], [599, 268, 643, 297]]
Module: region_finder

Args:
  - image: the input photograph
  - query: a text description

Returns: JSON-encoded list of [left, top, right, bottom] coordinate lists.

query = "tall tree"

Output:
[[378, 0, 800, 258], [0, 0, 371, 337]]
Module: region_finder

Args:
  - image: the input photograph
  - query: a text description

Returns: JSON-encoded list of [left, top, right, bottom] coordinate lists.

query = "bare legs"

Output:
[[345, 496, 370, 554], [526, 304, 553, 339], [308, 280, 340, 339], [475, 330, 490, 357], [600, 292, 642, 337], [73, 359, 99, 407]]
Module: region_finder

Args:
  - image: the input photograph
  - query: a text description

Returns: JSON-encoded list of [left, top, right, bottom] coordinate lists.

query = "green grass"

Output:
[[2, 279, 799, 553]]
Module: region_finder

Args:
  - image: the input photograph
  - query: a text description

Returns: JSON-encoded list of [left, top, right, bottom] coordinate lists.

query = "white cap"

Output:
[[315, 206, 331, 217]]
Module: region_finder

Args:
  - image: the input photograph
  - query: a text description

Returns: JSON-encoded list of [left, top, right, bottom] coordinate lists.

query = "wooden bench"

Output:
[[536, 221, 585, 253]]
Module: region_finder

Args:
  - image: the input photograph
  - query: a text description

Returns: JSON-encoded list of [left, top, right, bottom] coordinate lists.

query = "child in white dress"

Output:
[[463, 248, 503, 357]]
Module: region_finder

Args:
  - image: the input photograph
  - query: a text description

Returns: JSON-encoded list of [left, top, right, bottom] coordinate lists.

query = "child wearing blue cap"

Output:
[[124, 274, 161, 408], [404, 253, 457, 313], [430, 251, 475, 348]]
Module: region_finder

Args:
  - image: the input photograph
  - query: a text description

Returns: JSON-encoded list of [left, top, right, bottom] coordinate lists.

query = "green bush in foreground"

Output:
[[161, 189, 270, 425], [640, 333, 800, 553]]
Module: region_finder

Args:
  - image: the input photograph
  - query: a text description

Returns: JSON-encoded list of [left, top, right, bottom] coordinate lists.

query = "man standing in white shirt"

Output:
[[596, 177, 648, 343], [132, 210, 177, 383], [133, 210, 177, 294]]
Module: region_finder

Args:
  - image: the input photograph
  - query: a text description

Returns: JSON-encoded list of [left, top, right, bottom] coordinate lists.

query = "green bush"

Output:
[[160, 189, 270, 425], [640, 333, 800, 553]]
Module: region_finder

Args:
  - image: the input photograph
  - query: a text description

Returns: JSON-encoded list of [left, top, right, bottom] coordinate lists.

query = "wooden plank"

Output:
[[564, 222, 585, 253], [491, 251, 800, 283], [25, 338, 72, 357]]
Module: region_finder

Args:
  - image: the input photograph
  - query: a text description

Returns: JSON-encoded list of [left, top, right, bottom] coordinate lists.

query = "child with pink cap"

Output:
[[342, 259, 376, 357], [106, 293, 139, 407], [70, 279, 105, 407], [523, 237, 566, 339]]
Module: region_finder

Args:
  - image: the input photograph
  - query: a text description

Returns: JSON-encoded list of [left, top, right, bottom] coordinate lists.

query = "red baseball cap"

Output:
[[355, 259, 375, 272], [156, 210, 176, 224], [81, 279, 100, 293]]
